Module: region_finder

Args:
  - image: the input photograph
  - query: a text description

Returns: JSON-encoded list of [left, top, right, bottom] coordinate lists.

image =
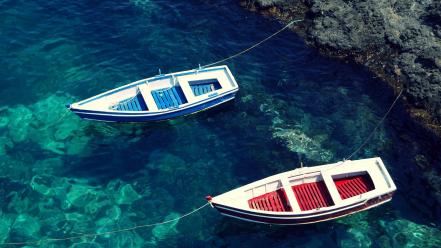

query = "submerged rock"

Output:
[[114, 184, 141, 205], [0, 137, 13, 156], [381, 219, 441, 247], [272, 128, 333, 161], [11, 214, 41, 238], [7, 105, 33, 143], [66, 184, 100, 208], [0, 214, 14, 243], [1, 94, 91, 156], [151, 212, 180, 242], [31, 175, 56, 196]]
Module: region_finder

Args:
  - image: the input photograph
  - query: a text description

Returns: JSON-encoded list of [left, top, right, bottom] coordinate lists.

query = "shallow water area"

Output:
[[1, 0, 441, 247]]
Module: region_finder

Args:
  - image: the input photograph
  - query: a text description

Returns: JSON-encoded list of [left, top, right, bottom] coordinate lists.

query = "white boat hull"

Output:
[[208, 157, 397, 225]]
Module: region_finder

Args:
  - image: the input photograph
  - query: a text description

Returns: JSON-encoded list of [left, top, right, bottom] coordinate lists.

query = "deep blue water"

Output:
[[1, 0, 441, 247]]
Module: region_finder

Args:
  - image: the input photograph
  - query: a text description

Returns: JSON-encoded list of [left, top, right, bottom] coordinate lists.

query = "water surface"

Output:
[[1, 0, 441, 247]]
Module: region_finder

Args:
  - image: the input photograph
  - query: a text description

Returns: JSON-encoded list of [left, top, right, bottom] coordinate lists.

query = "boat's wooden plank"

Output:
[[138, 84, 158, 111], [280, 177, 300, 212], [207, 85, 213, 93], [163, 90, 173, 108], [155, 92, 166, 109], [133, 98, 141, 110], [310, 183, 326, 208], [151, 92, 161, 108], [352, 179, 366, 193], [297, 185, 311, 210], [264, 197, 272, 211], [127, 101, 134, 111], [301, 185, 314, 210], [194, 85, 201, 96], [321, 171, 343, 205], [122, 102, 128, 111], [171, 87, 183, 105], [306, 184, 320, 209], [269, 194, 281, 212], [273, 192, 285, 211], [167, 89, 179, 107], [292, 186, 306, 211], [307, 183, 322, 208], [320, 182, 334, 206], [131, 100, 139, 111]]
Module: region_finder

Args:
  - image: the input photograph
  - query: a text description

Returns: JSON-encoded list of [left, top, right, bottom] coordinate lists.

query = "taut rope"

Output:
[[201, 19, 304, 68], [1, 203, 209, 246]]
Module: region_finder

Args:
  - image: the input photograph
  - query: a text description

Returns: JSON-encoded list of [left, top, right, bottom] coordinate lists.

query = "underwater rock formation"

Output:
[[0, 95, 90, 158], [381, 219, 441, 247], [272, 128, 333, 161], [240, 0, 441, 134], [151, 212, 180, 242]]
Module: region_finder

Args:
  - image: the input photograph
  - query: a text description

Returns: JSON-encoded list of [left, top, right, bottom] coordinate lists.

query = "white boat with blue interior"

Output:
[[66, 65, 239, 122]]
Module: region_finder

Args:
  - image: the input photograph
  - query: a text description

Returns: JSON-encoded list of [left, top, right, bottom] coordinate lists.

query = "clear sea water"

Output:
[[1, 0, 441, 247]]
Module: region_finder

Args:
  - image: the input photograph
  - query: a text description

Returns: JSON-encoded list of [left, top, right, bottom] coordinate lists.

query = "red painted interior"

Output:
[[333, 174, 375, 200], [248, 189, 292, 212], [292, 181, 334, 211]]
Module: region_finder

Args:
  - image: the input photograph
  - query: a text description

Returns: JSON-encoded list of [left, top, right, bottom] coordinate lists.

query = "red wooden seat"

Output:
[[248, 189, 292, 212], [333, 174, 375, 200], [292, 181, 334, 211]]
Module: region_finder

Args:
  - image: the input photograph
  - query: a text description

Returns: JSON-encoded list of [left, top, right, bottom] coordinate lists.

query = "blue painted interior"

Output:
[[113, 93, 148, 111], [189, 80, 222, 96], [151, 86, 188, 109]]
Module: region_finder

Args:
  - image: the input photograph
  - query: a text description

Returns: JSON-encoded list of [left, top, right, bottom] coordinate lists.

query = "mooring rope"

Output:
[[201, 19, 304, 68], [344, 89, 404, 161], [314, 88, 404, 173], [1, 203, 210, 246]]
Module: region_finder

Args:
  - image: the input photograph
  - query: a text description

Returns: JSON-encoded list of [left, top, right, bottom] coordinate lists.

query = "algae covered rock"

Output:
[[0, 137, 13, 156], [0, 214, 14, 243], [0, 115, 9, 129], [31, 174, 56, 196], [1, 94, 91, 156], [66, 184, 100, 208], [11, 214, 41, 238], [381, 219, 441, 247], [151, 212, 180, 241], [272, 128, 333, 162], [7, 105, 33, 143], [115, 184, 141, 205]]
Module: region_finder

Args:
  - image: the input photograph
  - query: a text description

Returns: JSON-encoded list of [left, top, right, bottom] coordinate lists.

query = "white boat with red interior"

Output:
[[206, 157, 396, 225]]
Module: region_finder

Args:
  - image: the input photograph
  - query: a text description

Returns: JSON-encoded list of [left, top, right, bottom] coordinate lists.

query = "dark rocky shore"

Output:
[[240, 0, 441, 136]]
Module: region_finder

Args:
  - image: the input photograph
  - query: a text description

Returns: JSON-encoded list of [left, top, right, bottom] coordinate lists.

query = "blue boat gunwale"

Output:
[[75, 65, 235, 107]]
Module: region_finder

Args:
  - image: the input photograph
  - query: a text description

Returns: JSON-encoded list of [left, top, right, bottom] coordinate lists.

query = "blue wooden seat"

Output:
[[114, 93, 148, 111], [151, 86, 187, 110], [191, 84, 215, 96]]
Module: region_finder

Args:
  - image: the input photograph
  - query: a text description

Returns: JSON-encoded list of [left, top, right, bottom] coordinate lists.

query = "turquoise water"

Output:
[[1, 0, 441, 247]]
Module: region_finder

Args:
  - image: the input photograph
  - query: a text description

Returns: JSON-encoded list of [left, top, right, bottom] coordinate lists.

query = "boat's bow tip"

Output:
[[65, 103, 71, 109], [205, 195, 213, 202]]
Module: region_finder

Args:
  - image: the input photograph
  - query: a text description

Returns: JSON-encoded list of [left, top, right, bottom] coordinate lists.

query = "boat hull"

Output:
[[212, 192, 393, 225], [69, 91, 237, 122]]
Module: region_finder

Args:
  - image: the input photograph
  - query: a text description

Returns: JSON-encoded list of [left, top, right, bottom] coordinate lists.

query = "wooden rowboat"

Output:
[[66, 65, 239, 122], [207, 157, 396, 225]]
